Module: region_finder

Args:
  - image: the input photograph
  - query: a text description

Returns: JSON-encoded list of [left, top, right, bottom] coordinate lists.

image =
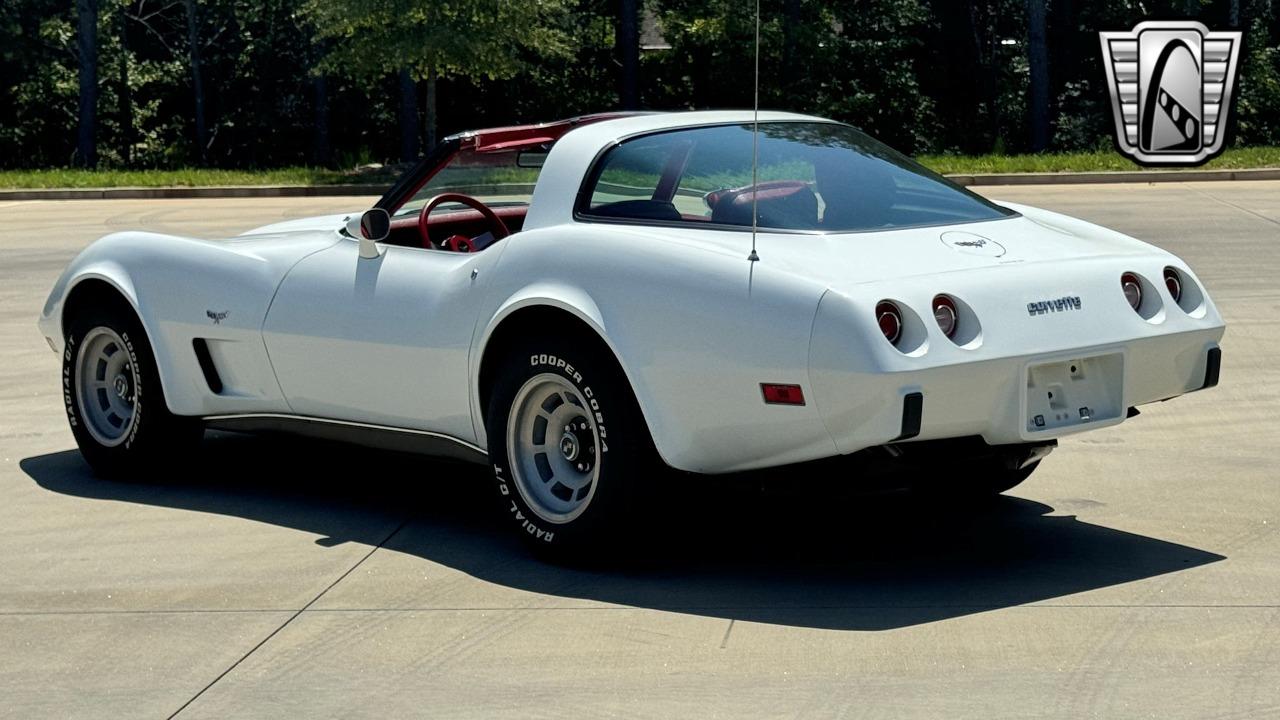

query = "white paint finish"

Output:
[[473, 222, 836, 472], [240, 212, 355, 236], [38, 229, 342, 416], [37, 112, 1225, 474], [262, 236, 506, 441]]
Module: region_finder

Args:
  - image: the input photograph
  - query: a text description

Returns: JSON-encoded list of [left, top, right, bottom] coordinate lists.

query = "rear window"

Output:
[[579, 122, 1015, 232]]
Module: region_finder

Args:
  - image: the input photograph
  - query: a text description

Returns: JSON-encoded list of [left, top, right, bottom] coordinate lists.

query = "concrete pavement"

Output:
[[0, 185, 1277, 718]]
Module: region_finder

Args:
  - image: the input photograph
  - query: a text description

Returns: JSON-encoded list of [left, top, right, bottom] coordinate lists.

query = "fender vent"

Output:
[[192, 339, 224, 394]]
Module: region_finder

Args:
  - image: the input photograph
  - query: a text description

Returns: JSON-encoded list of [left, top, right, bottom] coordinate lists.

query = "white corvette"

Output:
[[39, 111, 1224, 555]]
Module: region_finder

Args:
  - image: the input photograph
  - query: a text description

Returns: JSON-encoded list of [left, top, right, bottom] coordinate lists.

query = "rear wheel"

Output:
[[63, 301, 202, 478], [974, 460, 1041, 495], [912, 442, 1051, 500], [485, 334, 657, 559]]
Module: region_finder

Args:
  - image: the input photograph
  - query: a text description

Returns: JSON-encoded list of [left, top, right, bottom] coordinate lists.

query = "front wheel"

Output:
[[485, 335, 656, 559], [63, 302, 202, 478]]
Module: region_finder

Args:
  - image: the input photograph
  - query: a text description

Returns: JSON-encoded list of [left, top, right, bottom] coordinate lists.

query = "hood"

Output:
[[218, 212, 356, 266], [239, 212, 357, 237]]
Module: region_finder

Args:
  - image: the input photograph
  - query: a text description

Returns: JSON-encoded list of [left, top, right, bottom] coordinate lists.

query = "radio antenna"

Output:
[[747, 0, 761, 263]]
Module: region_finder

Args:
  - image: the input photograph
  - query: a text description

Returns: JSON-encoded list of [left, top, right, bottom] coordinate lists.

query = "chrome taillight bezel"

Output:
[[1163, 266, 1183, 303], [876, 301, 903, 346], [932, 294, 958, 339], [1121, 272, 1143, 312]]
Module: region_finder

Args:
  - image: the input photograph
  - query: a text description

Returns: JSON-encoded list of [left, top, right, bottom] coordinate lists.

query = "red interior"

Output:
[[388, 206, 528, 248], [382, 114, 647, 251], [389, 112, 642, 225]]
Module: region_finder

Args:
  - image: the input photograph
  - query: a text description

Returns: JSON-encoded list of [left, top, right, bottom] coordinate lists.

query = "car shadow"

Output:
[[20, 432, 1224, 631]]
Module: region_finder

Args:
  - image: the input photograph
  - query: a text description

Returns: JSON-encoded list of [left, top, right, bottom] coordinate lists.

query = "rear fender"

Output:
[[471, 283, 620, 447]]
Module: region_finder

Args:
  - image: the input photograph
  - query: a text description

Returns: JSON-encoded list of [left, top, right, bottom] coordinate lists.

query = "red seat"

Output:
[[707, 181, 819, 229]]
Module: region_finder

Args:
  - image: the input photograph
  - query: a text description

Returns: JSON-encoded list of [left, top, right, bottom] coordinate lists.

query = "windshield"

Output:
[[394, 146, 545, 217], [581, 122, 1016, 232]]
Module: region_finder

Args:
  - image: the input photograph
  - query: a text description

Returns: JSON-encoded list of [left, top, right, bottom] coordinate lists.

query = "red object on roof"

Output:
[[466, 112, 648, 153]]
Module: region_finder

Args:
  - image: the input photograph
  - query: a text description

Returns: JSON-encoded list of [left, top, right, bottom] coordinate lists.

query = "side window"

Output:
[[585, 138, 684, 222], [581, 124, 822, 229]]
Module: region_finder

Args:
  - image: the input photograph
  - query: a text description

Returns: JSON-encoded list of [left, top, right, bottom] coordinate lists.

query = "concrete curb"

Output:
[[948, 167, 1280, 186], [0, 184, 391, 201], [2, 167, 1279, 200]]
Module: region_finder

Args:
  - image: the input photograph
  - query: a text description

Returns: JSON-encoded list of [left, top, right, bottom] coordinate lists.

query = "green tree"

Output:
[[1025, 0, 1050, 151], [307, 0, 572, 159], [617, 0, 640, 109], [76, 0, 99, 166], [651, 0, 937, 153], [452, 0, 618, 128], [3, 0, 1279, 170], [1235, 13, 1280, 146]]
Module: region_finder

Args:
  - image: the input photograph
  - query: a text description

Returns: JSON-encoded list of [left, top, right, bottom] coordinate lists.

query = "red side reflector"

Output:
[[761, 383, 805, 406]]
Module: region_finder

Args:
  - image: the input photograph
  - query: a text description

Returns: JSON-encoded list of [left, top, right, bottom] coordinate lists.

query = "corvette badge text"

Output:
[[1099, 20, 1242, 166], [1028, 296, 1083, 317]]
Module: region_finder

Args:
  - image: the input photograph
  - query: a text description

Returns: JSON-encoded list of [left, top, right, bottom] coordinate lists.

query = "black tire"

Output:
[[484, 333, 657, 559], [981, 460, 1040, 495], [917, 459, 1041, 502], [62, 300, 202, 478]]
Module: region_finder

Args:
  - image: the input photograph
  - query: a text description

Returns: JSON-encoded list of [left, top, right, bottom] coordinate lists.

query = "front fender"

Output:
[[40, 230, 323, 418], [39, 244, 175, 414], [40, 260, 141, 356]]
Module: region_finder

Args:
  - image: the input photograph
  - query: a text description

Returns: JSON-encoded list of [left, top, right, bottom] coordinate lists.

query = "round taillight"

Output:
[[876, 301, 902, 345], [1121, 272, 1143, 311], [1163, 267, 1183, 302], [932, 295, 958, 338]]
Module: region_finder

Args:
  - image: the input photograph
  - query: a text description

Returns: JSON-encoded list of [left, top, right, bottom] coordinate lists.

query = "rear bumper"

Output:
[[810, 327, 1224, 455]]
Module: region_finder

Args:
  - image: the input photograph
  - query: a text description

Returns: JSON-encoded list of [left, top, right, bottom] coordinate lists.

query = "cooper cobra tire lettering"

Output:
[[505, 353, 611, 542], [119, 332, 143, 450], [528, 355, 608, 454], [493, 334, 651, 557]]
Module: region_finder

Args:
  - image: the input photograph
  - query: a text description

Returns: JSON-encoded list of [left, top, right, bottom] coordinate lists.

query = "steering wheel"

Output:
[[417, 193, 510, 251]]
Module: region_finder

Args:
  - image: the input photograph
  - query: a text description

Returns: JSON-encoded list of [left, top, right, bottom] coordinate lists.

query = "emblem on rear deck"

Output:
[[206, 310, 229, 325], [1099, 20, 1242, 166], [940, 231, 1005, 257], [1027, 296, 1083, 316]]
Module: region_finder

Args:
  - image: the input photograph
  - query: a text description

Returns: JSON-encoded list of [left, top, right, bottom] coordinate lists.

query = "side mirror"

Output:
[[346, 208, 390, 259]]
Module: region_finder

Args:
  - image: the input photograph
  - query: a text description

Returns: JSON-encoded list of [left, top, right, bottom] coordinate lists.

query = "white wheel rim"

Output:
[[75, 327, 137, 448], [506, 373, 601, 524]]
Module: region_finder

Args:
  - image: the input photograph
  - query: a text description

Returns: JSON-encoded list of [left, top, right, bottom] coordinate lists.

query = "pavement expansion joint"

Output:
[[719, 619, 735, 649], [1182, 185, 1280, 228], [163, 520, 408, 720]]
